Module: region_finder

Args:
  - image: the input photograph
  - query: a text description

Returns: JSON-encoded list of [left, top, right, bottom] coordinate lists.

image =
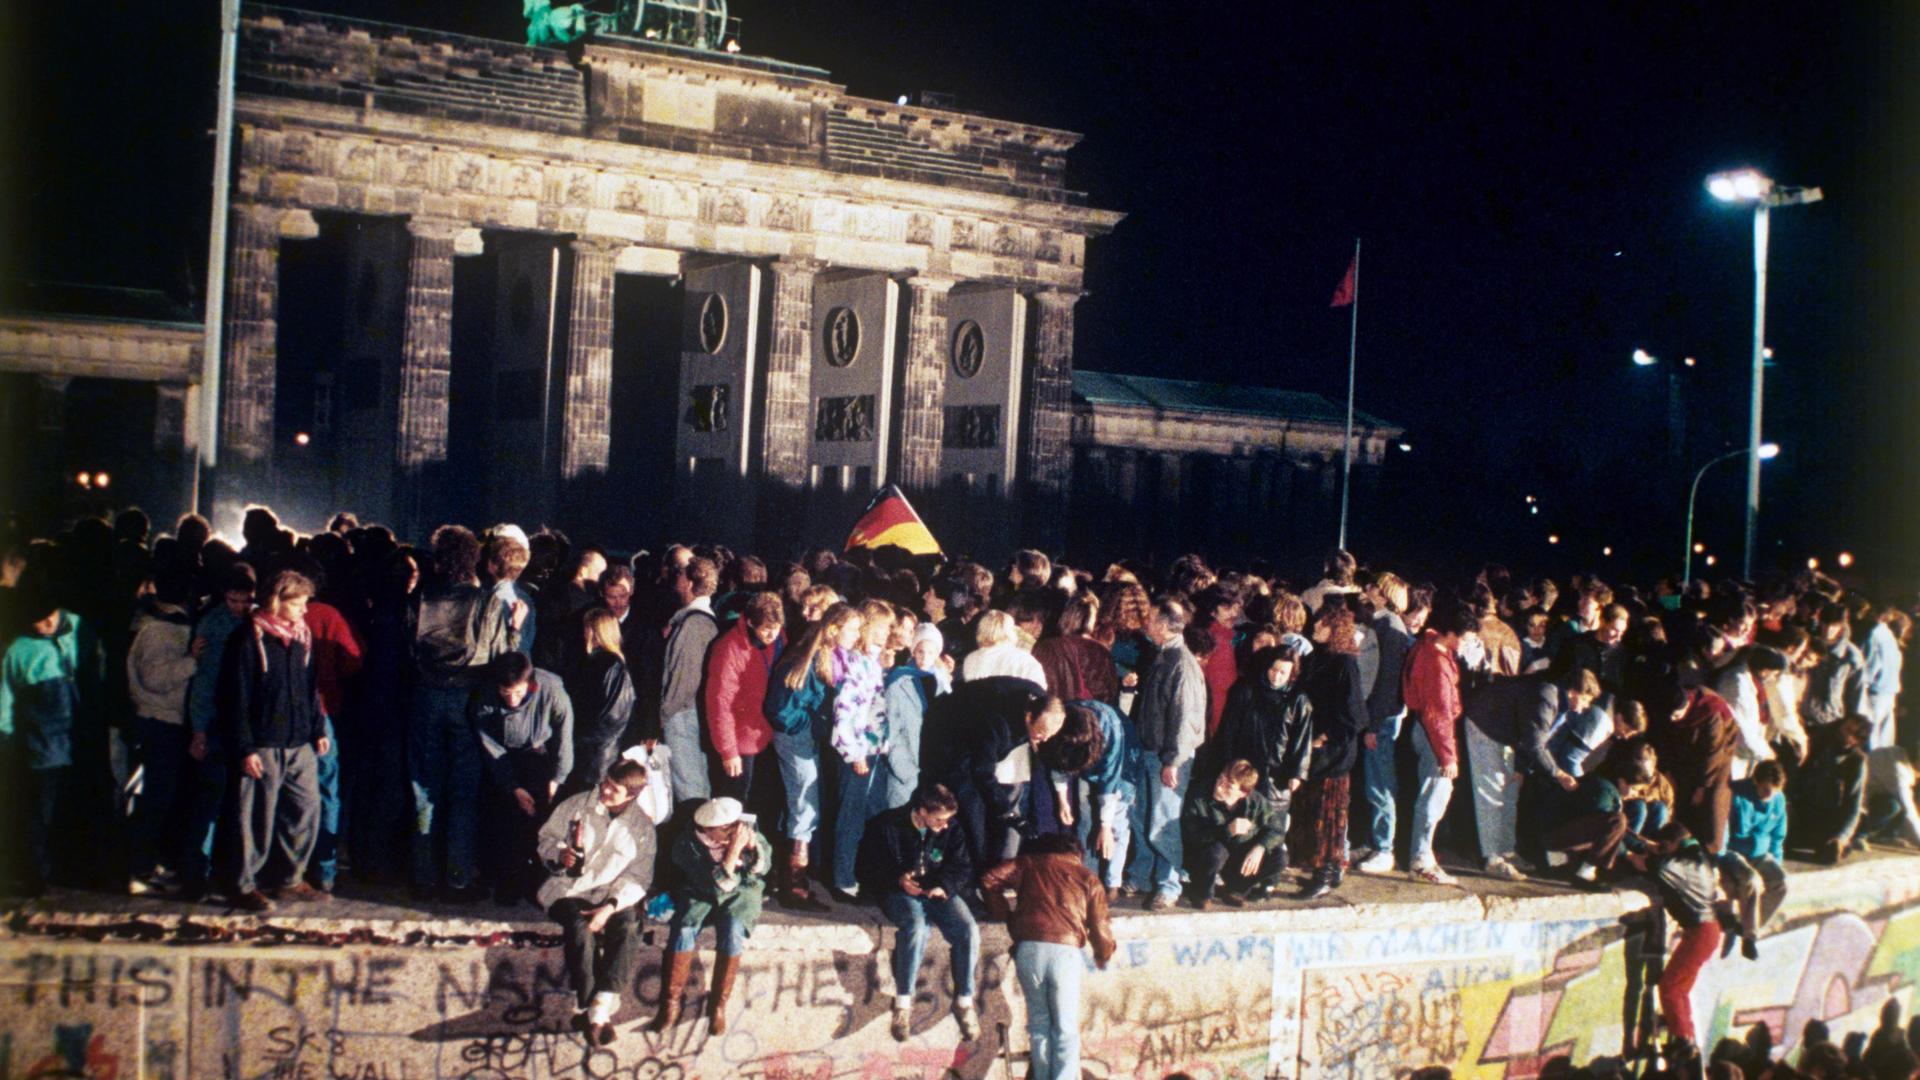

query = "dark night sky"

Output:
[[5, 2, 1917, 583]]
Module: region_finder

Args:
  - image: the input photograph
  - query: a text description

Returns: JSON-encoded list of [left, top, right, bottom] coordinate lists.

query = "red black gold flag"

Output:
[[845, 485, 942, 555]]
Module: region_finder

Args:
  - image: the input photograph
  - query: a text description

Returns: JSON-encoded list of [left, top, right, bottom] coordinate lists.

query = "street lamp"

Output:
[[1706, 168, 1822, 578], [1685, 442, 1779, 587]]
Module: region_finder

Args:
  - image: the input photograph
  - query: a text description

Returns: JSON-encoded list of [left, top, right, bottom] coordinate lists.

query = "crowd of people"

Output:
[[2, 502, 1917, 1071]]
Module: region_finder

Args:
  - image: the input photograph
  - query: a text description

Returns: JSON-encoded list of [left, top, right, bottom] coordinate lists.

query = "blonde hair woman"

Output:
[[829, 600, 898, 896], [564, 607, 636, 798], [961, 609, 1048, 688], [762, 602, 863, 911]]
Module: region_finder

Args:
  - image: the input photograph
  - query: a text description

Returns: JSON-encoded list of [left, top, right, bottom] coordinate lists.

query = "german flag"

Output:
[[845, 485, 942, 555]]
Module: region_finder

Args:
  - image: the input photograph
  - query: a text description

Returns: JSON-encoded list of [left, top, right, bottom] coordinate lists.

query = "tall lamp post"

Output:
[[1685, 442, 1779, 588], [1706, 169, 1821, 579]]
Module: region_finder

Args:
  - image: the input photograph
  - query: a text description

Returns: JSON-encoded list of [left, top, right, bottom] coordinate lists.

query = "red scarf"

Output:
[[252, 609, 312, 671]]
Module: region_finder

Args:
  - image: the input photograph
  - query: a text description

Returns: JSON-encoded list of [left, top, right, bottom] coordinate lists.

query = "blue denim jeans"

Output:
[[1077, 778, 1136, 889], [1409, 720, 1454, 870], [772, 728, 821, 843], [1360, 710, 1404, 854], [128, 718, 189, 881], [1014, 940, 1084, 1080], [670, 906, 748, 955], [833, 755, 890, 891], [879, 890, 978, 1000], [662, 705, 710, 804], [1125, 755, 1189, 899], [409, 685, 481, 889], [310, 717, 340, 887], [182, 735, 228, 891], [1624, 799, 1669, 852]]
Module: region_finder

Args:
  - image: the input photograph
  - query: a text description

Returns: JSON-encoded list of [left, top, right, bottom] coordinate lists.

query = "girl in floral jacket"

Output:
[[831, 599, 897, 896]]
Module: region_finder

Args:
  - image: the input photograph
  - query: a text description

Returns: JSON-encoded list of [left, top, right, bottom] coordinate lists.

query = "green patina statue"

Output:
[[524, 0, 736, 50]]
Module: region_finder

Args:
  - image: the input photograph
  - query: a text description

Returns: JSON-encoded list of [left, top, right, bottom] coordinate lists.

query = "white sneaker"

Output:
[[1484, 855, 1525, 881], [1410, 863, 1458, 886], [954, 1002, 980, 1041], [890, 1003, 910, 1042], [1354, 850, 1396, 874]]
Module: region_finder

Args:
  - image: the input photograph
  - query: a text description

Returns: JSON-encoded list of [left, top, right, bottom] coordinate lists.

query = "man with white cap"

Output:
[[653, 796, 772, 1035], [536, 757, 656, 1045]]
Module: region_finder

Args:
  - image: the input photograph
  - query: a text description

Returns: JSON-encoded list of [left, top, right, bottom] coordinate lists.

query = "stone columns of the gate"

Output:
[[395, 218, 462, 472], [1022, 288, 1081, 546], [896, 275, 956, 493], [762, 257, 822, 488], [219, 204, 306, 465], [559, 236, 621, 480]]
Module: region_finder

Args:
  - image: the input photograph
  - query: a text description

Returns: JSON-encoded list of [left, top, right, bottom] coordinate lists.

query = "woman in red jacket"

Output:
[[703, 593, 785, 803]]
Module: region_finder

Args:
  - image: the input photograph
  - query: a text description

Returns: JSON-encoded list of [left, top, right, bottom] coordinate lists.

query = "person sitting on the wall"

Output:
[[856, 782, 980, 1042], [536, 757, 656, 1045], [1180, 759, 1287, 908], [653, 796, 772, 1036], [1719, 759, 1789, 961]]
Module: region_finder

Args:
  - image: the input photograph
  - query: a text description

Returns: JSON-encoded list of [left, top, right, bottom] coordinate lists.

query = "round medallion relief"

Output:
[[698, 293, 728, 353], [950, 319, 985, 379], [823, 306, 860, 367]]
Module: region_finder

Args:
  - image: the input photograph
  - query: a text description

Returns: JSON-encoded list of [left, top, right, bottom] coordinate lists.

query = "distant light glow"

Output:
[[1707, 176, 1738, 201], [1684, 356, 1697, 367], [294, 431, 311, 447], [75, 471, 91, 488], [1530, 506, 1539, 515], [1603, 546, 1613, 557], [1547, 534, 1560, 545], [1705, 554, 1717, 567], [1632, 348, 1657, 366], [95, 472, 109, 488], [1758, 442, 1781, 460], [896, 94, 909, 105], [1838, 552, 1855, 568], [1762, 347, 1774, 359], [1808, 557, 1821, 570], [724, 38, 741, 53], [1694, 542, 1706, 554], [1708, 169, 1770, 202], [1397, 442, 1413, 452], [1525, 494, 1536, 504]]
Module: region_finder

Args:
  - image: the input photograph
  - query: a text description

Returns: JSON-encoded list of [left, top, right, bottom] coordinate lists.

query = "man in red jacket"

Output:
[[703, 593, 784, 803], [1401, 602, 1476, 885]]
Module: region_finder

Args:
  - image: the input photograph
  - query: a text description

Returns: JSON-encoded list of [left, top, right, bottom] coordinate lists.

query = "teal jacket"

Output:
[[763, 665, 830, 737], [0, 612, 84, 769]]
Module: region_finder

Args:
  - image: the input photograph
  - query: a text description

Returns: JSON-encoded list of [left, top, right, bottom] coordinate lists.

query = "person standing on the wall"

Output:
[[981, 830, 1115, 1080]]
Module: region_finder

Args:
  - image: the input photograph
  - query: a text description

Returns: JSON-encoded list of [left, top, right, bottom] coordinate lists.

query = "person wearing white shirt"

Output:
[[537, 758, 657, 1045], [960, 611, 1047, 688]]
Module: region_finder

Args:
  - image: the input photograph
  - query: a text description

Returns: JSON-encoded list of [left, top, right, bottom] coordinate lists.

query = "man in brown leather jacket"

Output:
[[982, 831, 1115, 1080]]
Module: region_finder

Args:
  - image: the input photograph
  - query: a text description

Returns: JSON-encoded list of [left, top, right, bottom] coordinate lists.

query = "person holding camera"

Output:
[[653, 796, 772, 1035], [536, 758, 657, 1045], [856, 783, 979, 1042]]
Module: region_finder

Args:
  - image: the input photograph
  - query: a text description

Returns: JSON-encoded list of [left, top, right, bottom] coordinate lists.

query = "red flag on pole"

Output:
[[1330, 254, 1357, 307]]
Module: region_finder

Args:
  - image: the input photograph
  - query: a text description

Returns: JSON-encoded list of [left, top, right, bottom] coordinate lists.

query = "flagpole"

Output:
[[1337, 238, 1360, 550]]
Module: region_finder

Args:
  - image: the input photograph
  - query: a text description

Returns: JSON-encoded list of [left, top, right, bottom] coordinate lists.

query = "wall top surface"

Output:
[[242, 5, 1101, 208]]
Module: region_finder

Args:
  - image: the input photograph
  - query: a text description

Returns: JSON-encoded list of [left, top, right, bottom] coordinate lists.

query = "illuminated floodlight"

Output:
[[1398, 442, 1413, 452], [1708, 169, 1771, 202], [1632, 348, 1657, 366], [1757, 443, 1780, 460]]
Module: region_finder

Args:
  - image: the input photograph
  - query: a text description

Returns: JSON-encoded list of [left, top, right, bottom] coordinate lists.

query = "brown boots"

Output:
[[650, 950, 741, 1035], [706, 954, 742, 1034], [777, 843, 830, 912], [650, 950, 693, 1032]]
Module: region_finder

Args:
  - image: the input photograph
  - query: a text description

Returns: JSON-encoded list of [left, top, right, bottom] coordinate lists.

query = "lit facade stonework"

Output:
[[216, 4, 1121, 549]]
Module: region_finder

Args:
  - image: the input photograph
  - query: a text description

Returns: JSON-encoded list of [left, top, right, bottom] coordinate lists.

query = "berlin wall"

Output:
[[5, 857, 1920, 1080]]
